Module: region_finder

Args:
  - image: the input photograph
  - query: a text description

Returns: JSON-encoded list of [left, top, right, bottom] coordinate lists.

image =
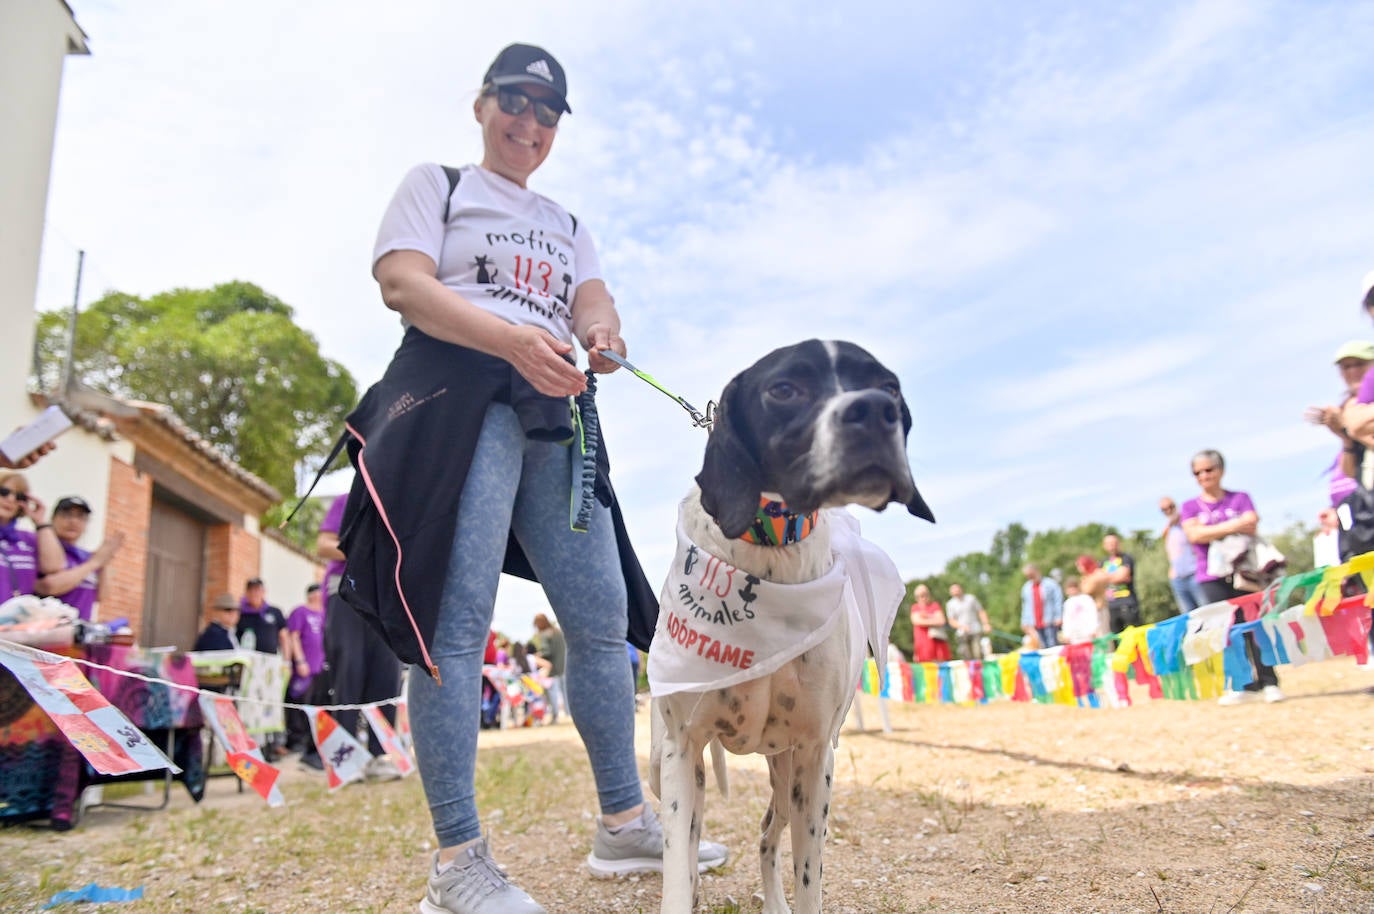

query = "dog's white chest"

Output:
[[685, 635, 854, 756]]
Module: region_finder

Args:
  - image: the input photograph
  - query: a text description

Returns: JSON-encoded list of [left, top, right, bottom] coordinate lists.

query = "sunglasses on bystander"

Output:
[[0, 486, 31, 503]]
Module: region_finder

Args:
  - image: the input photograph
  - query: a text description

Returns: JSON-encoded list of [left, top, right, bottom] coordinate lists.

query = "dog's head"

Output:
[[696, 339, 935, 539]]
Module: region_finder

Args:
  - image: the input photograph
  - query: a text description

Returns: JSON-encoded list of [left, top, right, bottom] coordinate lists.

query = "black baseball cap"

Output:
[[483, 43, 571, 113], [54, 496, 91, 515]]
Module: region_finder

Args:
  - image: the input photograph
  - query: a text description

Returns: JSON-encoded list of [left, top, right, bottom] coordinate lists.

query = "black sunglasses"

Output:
[[0, 486, 30, 503], [1192, 466, 1219, 477], [489, 86, 563, 128]]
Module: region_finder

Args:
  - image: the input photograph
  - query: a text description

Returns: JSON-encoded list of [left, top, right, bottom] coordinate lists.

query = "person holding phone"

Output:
[[0, 472, 48, 598]]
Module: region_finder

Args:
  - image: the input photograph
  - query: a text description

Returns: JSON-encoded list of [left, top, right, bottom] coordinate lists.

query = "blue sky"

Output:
[[35, 0, 1374, 637]]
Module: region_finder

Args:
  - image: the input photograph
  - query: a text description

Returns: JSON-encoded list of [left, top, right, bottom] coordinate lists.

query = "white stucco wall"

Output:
[[0, 2, 88, 426], [5, 423, 126, 548], [259, 535, 324, 615]]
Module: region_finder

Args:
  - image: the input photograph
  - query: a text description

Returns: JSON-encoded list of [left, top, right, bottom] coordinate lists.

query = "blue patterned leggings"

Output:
[[408, 403, 642, 846]]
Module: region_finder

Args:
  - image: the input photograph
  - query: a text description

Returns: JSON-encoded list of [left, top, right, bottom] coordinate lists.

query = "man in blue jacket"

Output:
[[1020, 564, 1064, 648]]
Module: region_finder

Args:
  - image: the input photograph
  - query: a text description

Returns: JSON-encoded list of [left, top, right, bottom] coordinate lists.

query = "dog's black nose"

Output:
[[840, 390, 901, 432]]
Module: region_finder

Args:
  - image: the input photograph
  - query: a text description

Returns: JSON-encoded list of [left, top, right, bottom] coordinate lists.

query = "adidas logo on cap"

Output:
[[525, 59, 554, 82]]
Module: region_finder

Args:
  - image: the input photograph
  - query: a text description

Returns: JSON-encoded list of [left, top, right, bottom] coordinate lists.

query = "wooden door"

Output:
[[142, 498, 206, 649]]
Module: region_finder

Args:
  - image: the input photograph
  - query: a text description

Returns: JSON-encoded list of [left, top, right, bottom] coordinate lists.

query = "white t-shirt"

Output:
[[372, 163, 602, 346], [1061, 594, 1100, 645]]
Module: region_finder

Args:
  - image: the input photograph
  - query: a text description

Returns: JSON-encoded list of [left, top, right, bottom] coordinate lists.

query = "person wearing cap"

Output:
[[1307, 341, 1374, 510], [34, 495, 123, 621], [1340, 272, 1374, 444], [363, 43, 721, 914], [236, 576, 291, 758], [194, 593, 242, 654], [236, 576, 288, 656]]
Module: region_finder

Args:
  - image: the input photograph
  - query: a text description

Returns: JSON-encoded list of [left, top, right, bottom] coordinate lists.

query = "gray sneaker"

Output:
[[365, 754, 403, 782], [419, 841, 546, 914], [586, 806, 729, 878]]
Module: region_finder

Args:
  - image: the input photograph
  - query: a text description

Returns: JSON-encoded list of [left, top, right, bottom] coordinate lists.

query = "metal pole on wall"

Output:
[[61, 249, 85, 395]]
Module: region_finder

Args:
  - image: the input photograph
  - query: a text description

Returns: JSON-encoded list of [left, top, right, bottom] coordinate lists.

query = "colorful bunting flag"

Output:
[[307, 706, 369, 791], [363, 706, 415, 778], [0, 643, 177, 776], [198, 693, 284, 806]]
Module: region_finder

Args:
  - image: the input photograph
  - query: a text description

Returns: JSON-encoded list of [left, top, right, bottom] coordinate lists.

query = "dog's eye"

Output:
[[880, 382, 901, 399], [767, 381, 801, 402]]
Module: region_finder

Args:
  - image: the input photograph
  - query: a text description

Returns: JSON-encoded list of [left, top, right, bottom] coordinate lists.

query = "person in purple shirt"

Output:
[[1180, 449, 1283, 706], [1307, 341, 1374, 507], [317, 491, 402, 781], [1340, 272, 1374, 446], [0, 472, 48, 598], [284, 582, 328, 753], [35, 496, 124, 621]]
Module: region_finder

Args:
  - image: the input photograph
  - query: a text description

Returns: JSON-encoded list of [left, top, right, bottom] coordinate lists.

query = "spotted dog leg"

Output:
[[790, 744, 832, 914], [760, 751, 794, 914], [659, 727, 703, 914]]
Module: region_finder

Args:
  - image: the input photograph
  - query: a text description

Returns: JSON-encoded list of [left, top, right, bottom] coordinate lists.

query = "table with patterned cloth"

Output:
[[0, 644, 81, 823], [80, 644, 206, 806], [0, 644, 206, 826], [188, 649, 287, 735]]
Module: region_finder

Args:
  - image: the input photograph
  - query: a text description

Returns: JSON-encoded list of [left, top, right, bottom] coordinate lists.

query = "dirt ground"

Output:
[[4, 658, 1374, 913]]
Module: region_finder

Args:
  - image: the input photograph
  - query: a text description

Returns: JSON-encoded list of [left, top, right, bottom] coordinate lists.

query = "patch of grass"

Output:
[[980, 832, 1014, 866], [1295, 845, 1342, 879], [913, 784, 977, 834]]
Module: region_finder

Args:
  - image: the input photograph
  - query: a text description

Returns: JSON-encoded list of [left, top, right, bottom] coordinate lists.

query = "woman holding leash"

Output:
[[360, 44, 723, 914]]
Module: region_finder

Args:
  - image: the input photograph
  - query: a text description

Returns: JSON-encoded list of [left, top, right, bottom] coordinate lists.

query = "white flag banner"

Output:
[[305, 706, 368, 792], [363, 706, 415, 777]]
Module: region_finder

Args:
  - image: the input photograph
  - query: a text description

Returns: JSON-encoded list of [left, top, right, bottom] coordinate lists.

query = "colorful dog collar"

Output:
[[738, 498, 820, 546]]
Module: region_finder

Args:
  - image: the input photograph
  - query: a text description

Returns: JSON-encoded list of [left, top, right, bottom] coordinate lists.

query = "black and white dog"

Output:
[[647, 339, 934, 914]]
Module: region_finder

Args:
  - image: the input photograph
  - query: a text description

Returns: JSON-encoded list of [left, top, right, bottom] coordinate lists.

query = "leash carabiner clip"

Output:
[[599, 350, 715, 431]]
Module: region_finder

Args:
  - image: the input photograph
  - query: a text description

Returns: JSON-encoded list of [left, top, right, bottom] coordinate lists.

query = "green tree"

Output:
[[35, 281, 357, 502]]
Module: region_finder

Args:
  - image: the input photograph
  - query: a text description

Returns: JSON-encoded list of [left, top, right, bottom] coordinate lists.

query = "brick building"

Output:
[[23, 393, 323, 648]]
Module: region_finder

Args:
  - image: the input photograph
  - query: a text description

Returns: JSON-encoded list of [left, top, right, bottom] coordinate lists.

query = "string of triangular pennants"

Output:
[[860, 554, 1374, 708], [0, 640, 414, 805]]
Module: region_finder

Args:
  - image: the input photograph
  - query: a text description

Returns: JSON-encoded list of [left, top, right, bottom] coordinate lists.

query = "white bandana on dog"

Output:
[[647, 507, 904, 699]]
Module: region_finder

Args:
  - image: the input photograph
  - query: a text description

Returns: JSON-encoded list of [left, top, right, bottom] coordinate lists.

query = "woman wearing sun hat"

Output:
[[354, 43, 724, 914], [1307, 340, 1374, 510]]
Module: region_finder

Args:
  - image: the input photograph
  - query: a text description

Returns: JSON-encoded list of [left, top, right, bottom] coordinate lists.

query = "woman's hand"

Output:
[[1, 438, 56, 470], [92, 532, 126, 567], [583, 322, 626, 375], [1304, 405, 1345, 436], [25, 495, 47, 527], [502, 324, 588, 397]]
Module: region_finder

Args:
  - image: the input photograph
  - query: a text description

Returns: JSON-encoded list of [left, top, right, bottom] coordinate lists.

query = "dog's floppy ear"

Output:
[[894, 390, 933, 522], [695, 375, 763, 539], [907, 486, 936, 523]]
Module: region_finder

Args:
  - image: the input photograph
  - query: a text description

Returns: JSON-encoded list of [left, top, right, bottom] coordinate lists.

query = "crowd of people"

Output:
[[901, 272, 1374, 711], [904, 459, 1286, 706]]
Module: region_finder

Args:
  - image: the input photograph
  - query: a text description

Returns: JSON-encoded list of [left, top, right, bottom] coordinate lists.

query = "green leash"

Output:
[[599, 350, 715, 430]]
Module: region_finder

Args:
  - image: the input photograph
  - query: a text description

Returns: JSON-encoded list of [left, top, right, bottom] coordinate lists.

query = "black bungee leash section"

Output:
[[569, 370, 601, 533], [566, 350, 715, 533]]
